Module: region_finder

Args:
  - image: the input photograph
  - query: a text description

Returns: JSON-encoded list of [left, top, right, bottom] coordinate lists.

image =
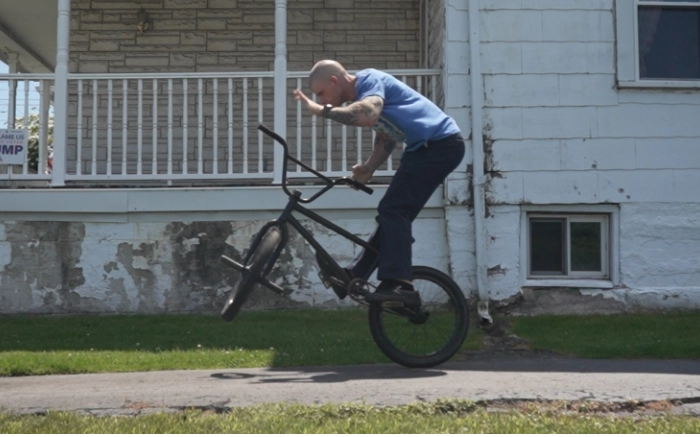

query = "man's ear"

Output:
[[329, 76, 339, 85]]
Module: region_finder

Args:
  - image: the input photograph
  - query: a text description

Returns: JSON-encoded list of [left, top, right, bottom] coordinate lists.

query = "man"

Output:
[[294, 60, 465, 305]]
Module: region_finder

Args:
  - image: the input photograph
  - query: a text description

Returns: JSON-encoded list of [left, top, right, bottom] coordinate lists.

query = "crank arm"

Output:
[[220, 255, 290, 296]]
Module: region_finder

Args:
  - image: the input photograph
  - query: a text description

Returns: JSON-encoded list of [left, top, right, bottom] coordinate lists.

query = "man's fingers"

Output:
[[292, 89, 306, 102]]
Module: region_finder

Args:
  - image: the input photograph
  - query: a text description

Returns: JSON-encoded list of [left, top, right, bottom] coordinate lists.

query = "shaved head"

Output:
[[306, 59, 356, 106], [309, 60, 348, 88]]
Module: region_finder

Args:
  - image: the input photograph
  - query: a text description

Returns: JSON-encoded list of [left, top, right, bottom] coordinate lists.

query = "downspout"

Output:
[[468, 0, 492, 325]]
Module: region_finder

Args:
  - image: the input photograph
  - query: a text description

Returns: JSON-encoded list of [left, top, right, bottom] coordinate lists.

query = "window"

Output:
[[616, 0, 700, 87], [528, 214, 608, 279], [520, 206, 619, 288]]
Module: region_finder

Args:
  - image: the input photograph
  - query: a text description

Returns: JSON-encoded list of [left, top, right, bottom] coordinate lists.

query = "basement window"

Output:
[[520, 206, 619, 288]]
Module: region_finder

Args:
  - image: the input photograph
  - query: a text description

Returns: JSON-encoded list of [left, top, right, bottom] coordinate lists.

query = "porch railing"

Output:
[[0, 74, 54, 182], [0, 69, 441, 186]]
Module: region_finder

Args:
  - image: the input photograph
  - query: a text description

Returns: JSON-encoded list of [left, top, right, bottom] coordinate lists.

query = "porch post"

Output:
[[7, 53, 18, 128], [272, 0, 287, 184], [39, 79, 51, 174], [51, 0, 71, 187]]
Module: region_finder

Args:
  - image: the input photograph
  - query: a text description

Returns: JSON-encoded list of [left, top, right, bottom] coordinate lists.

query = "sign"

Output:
[[0, 129, 28, 165]]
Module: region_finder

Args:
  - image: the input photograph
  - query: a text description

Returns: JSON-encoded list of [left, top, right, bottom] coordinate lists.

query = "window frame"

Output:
[[520, 205, 620, 289], [616, 0, 700, 88]]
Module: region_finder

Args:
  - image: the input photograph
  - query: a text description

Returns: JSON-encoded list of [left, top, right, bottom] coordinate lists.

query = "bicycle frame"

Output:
[[221, 124, 378, 296]]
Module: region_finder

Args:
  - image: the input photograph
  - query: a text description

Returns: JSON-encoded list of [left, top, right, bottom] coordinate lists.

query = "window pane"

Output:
[[570, 222, 602, 272], [638, 7, 700, 79], [530, 219, 565, 275]]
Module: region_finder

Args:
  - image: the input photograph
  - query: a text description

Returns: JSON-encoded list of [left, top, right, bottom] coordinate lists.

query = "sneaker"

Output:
[[365, 280, 421, 307]]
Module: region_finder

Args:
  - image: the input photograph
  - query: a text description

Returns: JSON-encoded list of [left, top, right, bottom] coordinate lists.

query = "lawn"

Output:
[[510, 312, 700, 359], [0, 309, 482, 376], [0, 309, 698, 377]]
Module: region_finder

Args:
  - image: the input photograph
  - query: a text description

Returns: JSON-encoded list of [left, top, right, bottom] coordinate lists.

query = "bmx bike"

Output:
[[220, 124, 470, 368]]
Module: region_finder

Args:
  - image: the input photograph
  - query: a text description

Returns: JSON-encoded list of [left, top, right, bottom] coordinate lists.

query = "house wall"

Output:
[[65, 0, 422, 177], [479, 0, 700, 312], [5, 0, 698, 316]]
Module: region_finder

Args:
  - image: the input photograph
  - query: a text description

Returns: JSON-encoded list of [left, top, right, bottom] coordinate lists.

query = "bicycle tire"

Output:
[[221, 226, 283, 322], [368, 266, 470, 368]]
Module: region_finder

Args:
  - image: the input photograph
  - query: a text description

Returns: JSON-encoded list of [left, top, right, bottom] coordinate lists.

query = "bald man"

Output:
[[294, 60, 465, 306]]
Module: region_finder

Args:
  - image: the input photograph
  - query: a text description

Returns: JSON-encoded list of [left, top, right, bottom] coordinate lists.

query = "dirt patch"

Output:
[[478, 398, 680, 416]]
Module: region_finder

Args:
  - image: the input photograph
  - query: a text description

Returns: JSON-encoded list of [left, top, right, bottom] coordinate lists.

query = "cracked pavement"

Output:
[[1, 355, 699, 416]]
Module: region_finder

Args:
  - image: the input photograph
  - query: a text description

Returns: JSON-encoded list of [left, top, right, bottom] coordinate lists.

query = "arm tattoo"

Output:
[[326, 96, 383, 127], [377, 133, 397, 155]]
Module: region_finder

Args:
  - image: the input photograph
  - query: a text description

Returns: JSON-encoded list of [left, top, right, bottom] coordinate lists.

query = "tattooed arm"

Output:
[[351, 132, 398, 184], [324, 96, 384, 127]]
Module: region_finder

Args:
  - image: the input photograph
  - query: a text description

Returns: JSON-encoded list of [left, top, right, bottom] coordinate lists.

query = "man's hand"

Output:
[[293, 89, 323, 117], [351, 163, 374, 186]]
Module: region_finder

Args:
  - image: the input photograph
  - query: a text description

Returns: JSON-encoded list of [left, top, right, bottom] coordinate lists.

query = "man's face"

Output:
[[310, 76, 343, 106]]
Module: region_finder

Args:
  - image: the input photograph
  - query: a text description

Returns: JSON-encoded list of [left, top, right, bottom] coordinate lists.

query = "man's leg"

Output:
[[347, 224, 381, 281], [349, 136, 465, 283]]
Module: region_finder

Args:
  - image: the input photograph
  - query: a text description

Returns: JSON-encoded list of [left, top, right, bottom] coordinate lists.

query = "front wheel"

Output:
[[368, 266, 470, 368], [221, 225, 283, 322]]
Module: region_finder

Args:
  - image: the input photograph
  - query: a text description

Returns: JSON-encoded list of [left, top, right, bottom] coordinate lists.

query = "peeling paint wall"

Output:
[[0, 217, 449, 315]]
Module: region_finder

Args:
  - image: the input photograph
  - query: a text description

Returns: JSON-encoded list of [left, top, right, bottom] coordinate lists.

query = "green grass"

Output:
[[2, 310, 699, 377], [0, 309, 482, 376], [1, 401, 698, 433], [511, 312, 700, 359]]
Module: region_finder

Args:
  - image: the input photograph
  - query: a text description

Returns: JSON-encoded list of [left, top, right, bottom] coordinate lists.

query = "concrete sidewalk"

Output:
[[1, 356, 699, 416]]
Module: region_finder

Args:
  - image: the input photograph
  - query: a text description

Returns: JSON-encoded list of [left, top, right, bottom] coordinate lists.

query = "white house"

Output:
[[0, 0, 698, 318]]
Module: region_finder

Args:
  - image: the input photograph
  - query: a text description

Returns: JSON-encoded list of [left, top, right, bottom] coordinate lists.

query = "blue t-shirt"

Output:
[[355, 69, 461, 152]]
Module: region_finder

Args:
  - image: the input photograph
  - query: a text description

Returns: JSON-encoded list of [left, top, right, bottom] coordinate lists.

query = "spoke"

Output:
[[378, 274, 463, 359]]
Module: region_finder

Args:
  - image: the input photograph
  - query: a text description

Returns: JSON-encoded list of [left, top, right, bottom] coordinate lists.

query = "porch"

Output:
[[0, 0, 445, 188]]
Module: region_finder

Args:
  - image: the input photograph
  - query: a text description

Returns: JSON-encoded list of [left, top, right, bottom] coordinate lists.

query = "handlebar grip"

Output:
[[355, 181, 374, 195], [341, 177, 373, 195]]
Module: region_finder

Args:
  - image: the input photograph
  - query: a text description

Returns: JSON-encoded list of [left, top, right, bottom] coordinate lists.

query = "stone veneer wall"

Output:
[[65, 0, 422, 180], [69, 0, 419, 73]]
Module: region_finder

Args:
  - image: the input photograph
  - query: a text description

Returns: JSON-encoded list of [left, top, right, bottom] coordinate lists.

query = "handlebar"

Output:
[[258, 124, 374, 203]]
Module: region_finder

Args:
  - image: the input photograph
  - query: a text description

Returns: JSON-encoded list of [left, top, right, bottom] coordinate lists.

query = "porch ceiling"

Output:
[[0, 0, 56, 73]]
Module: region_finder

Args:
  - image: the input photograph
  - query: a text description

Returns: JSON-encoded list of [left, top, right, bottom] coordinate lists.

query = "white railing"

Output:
[[2, 69, 441, 186], [0, 74, 54, 182], [66, 71, 276, 182]]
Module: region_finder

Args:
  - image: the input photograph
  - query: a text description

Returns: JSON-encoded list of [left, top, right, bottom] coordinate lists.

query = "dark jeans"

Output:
[[349, 133, 466, 281]]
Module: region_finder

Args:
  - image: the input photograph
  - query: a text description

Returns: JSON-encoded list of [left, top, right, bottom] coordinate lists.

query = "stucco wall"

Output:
[[0, 216, 450, 315]]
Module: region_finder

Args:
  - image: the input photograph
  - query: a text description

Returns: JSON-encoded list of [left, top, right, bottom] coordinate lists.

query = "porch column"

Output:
[[272, 0, 287, 184], [7, 52, 18, 128], [51, 0, 71, 187]]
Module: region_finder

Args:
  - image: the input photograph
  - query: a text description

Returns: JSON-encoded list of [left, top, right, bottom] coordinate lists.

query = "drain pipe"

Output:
[[468, 0, 493, 325]]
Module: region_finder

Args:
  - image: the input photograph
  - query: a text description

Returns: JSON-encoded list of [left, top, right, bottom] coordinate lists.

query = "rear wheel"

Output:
[[368, 266, 470, 368], [221, 226, 283, 321]]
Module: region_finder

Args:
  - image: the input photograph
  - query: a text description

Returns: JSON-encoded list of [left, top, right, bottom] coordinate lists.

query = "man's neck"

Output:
[[346, 75, 358, 102]]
